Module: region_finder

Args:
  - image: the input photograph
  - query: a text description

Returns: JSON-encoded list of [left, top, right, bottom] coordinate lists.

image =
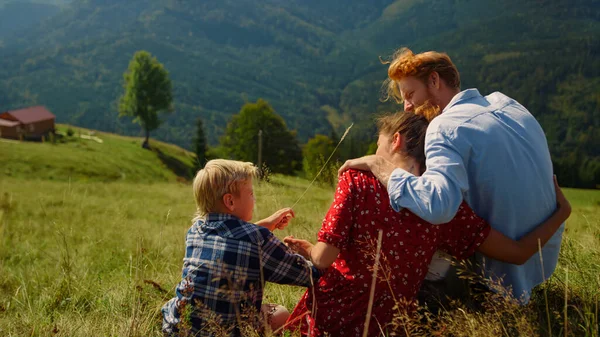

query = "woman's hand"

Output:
[[554, 175, 571, 218], [283, 236, 314, 260], [256, 208, 295, 231]]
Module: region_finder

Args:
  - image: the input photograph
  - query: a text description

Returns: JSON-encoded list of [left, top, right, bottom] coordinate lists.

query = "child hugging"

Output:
[[162, 159, 321, 337]]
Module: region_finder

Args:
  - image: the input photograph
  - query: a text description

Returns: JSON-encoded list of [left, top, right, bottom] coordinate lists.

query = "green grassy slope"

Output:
[[0, 170, 598, 335], [0, 124, 196, 182], [0, 174, 336, 336]]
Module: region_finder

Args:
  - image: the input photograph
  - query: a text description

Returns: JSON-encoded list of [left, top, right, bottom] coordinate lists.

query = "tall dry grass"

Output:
[[0, 176, 598, 336]]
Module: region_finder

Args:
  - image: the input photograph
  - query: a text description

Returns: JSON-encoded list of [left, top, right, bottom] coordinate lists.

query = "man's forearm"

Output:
[[369, 156, 398, 188]]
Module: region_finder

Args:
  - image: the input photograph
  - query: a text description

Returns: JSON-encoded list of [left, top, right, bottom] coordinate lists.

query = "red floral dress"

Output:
[[286, 170, 491, 336]]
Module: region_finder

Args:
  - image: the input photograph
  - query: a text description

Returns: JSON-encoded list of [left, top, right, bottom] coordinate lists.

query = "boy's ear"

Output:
[[222, 193, 235, 212], [391, 132, 403, 152]]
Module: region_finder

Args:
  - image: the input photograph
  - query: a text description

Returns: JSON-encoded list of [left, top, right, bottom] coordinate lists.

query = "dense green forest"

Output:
[[0, 1, 61, 37], [0, 0, 598, 187]]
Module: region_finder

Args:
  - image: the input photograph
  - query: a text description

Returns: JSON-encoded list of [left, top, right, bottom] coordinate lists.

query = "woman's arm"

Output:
[[282, 170, 355, 270], [477, 176, 571, 265], [259, 233, 321, 287], [283, 237, 340, 270]]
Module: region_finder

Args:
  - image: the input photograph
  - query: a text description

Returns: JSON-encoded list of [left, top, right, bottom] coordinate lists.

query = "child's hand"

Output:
[[256, 208, 295, 231], [284, 236, 313, 260]]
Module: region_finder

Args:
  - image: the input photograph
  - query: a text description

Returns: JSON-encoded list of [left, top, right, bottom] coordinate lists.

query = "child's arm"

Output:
[[477, 176, 571, 265], [255, 208, 295, 231], [259, 232, 321, 287]]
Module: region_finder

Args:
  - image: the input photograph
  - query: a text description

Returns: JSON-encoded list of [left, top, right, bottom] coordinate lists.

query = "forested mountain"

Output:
[[0, 1, 61, 37], [0, 0, 598, 186]]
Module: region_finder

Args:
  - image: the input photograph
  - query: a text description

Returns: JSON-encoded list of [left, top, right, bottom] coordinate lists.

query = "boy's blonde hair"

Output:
[[192, 159, 258, 222]]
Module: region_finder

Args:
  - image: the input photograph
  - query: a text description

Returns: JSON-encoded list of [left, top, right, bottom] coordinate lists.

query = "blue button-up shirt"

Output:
[[387, 89, 563, 302]]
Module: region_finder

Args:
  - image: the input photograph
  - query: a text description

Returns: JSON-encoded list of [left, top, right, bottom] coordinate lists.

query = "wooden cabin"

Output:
[[0, 106, 55, 140]]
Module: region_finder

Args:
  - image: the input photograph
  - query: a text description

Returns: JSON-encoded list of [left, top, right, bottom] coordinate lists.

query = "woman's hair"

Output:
[[192, 159, 258, 222], [375, 111, 430, 172], [382, 47, 460, 104]]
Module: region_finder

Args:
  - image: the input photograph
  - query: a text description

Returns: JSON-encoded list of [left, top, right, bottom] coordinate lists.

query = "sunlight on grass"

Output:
[[0, 176, 598, 336]]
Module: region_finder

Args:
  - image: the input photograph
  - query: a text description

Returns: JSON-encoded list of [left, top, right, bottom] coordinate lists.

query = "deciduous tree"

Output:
[[303, 134, 339, 186], [119, 50, 173, 148], [221, 99, 302, 175]]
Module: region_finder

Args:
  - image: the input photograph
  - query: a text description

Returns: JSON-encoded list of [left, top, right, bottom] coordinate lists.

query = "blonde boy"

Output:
[[162, 159, 319, 336]]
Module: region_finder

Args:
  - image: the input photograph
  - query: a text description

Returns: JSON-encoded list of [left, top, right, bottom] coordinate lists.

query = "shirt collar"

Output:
[[201, 213, 243, 228], [443, 88, 482, 113]]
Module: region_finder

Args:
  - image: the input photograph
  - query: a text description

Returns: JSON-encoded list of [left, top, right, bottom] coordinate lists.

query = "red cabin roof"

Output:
[[2, 106, 55, 124]]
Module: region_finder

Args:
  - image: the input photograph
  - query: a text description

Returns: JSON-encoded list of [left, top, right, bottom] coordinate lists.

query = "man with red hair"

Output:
[[340, 48, 563, 302]]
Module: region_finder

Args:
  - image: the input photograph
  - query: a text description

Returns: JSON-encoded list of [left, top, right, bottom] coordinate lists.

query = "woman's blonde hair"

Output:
[[192, 159, 258, 222], [382, 47, 460, 104]]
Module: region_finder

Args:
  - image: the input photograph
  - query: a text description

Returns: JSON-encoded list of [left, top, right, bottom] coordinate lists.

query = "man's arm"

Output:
[[338, 155, 397, 188], [477, 176, 571, 265], [339, 132, 468, 224]]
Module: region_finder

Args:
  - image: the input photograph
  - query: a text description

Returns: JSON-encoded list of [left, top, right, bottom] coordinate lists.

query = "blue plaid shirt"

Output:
[[162, 213, 320, 336]]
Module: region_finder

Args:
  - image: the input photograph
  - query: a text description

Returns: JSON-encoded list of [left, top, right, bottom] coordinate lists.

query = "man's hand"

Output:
[[338, 155, 379, 175], [338, 155, 400, 187], [256, 208, 295, 231], [283, 236, 314, 260]]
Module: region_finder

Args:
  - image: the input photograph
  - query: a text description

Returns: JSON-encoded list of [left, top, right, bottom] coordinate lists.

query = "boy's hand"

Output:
[[283, 236, 313, 260], [256, 208, 295, 231]]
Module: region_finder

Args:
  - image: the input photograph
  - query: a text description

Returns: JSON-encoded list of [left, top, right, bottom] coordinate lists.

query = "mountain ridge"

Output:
[[0, 0, 598, 187]]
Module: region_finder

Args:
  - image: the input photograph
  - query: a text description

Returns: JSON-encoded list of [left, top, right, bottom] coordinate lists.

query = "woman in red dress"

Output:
[[284, 112, 571, 336]]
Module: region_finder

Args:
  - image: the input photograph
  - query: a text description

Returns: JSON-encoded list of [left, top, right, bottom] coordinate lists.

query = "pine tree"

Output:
[[193, 117, 208, 171]]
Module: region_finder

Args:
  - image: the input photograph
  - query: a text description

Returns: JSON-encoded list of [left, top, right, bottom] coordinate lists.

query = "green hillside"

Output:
[[0, 124, 195, 182], [0, 0, 598, 186], [0, 1, 61, 38]]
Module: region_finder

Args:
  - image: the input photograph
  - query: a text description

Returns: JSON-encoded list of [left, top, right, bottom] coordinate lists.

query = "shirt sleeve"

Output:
[[317, 171, 354, 250], [260, 231, 320, 287], [387, 130, 469, 224], [438, 202, 491, 260]]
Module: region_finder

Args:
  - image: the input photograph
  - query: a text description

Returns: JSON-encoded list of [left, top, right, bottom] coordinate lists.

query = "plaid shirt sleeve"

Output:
[[259, 230, 320, 287]]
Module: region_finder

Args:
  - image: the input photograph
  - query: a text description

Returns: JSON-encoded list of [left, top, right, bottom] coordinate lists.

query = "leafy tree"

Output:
[[303, 134, 339, 186], [366, 141, 377, 155], [119, 50, 173, 148], [221, 99, 302, 175], [192, 117, 208, 171], [1, 1, 599, 188]]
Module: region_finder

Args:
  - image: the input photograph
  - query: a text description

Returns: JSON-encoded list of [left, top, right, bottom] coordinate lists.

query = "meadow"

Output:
[[0, 131, 599, 336]]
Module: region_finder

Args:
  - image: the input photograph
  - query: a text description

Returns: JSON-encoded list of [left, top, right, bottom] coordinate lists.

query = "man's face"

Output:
[[397, 76, 436, 112]]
